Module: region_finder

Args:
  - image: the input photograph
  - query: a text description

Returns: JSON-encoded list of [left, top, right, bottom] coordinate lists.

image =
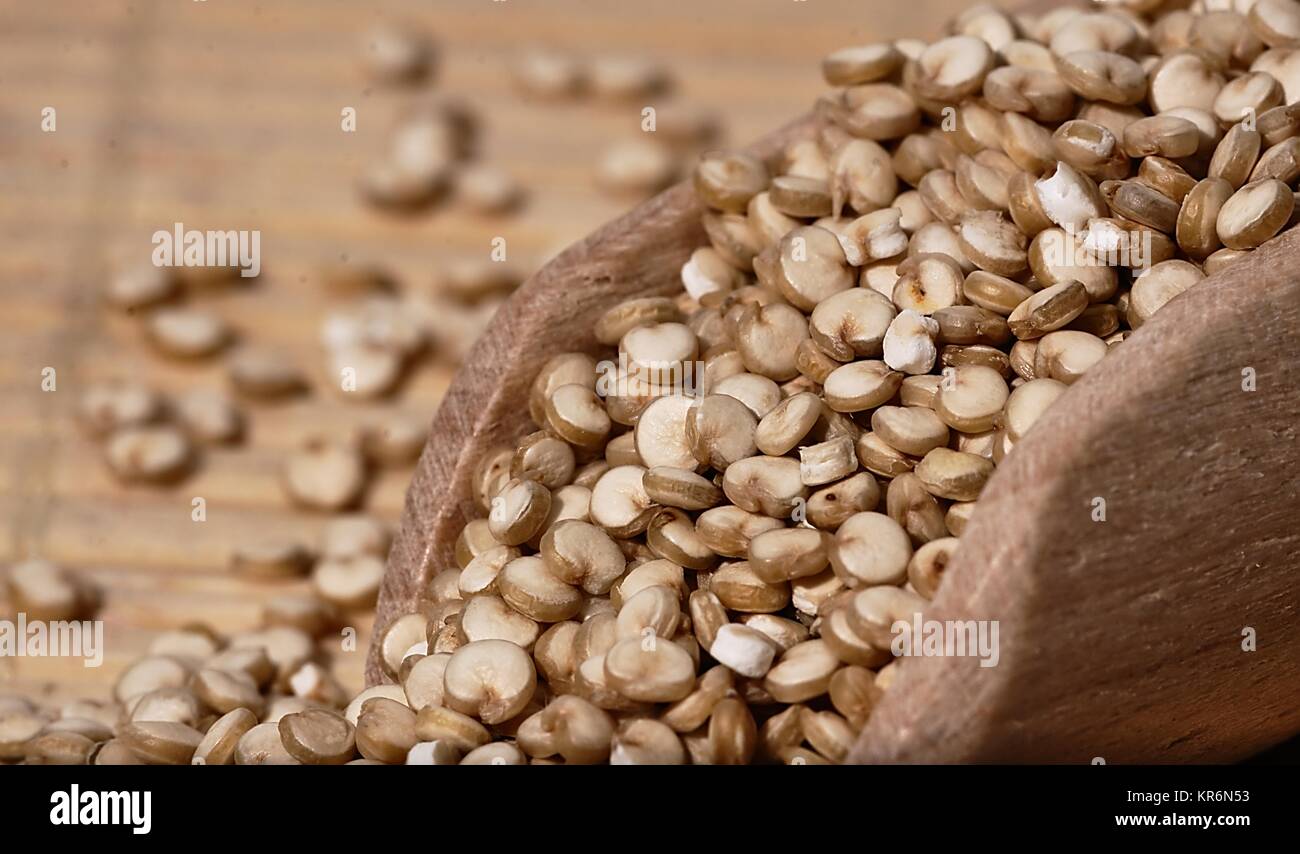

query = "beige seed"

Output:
[[806, 472, 881, 531], [544, 384, 611, 449], [983, 65, 1075, 122], [882, 309, 940, 375], [413, 705, 491, 752], [1250, 137, 1300, 185], [402, 653, 451, 711], [1148, 52, 1224, 113], [192, 708, 257, 766], [694, 150, 769, 213], [934, 364, 1009, 432], [616, 585, 681, 641], [589, 465, 656, 538], [708, 697, 758, 765], [1214, 71, 1284, 127], [1034, 162, 1107, 232], [769, 175, 833, 218], [611, 718, 686, 765], [855, 431, 916, 478], [822, 43, 904, 85], [355, 698, 417, 764], [262, 590, 335, 636], [711, 561, 791, 613], [105, 425, 193, 484], [641, 466, 721, 511], [459, 594, 540, 648], [119, 721, 203, 765], [1256, 101, 1300, 146], [777, 226, 854, 311], [821, 87, 920, 145], [870, 406, 949, 456], [754, 392, 822, 457], [540, 520, 625, 595], [687, 393, 758, 470], [173, 388, 243, 445], [736, 303, 809, 382], [1122, 115, 1201, 160], [597, 138, 677, 195], [454, 163, 521, 214], [191, 668, 263, 716], [1007, 280, 1089, 340], [603, 637, 696, 702], [362, 23, 432, 83], [231, 537, 311, 580], [1128, 260, 1207, 328], [912, 35, 995, 102], [1250, 0, 1300, 48], [105, 263, 177, 310], [763, 639, 840, 703], [6, 559, 93, 622], [488, 478, 551, 546], [1004, 378, 1068, 442], [145, 307, 229, 359], [886, 472, 950, 544], [646, 507, 715, 570], [829, 512, 912, 587], [1178, 177, 1235, 259], [311, 552, 384, 610], [378, 612, 429, 678], [1033, 330, 1110, 384], [283, 438, 365, 511], [908, 536, 959, 600], [78, 382, 163, 437], [747, 527, 831, 584], [800, 436, 858, 487], [722, 455, 808, 518], [278, 709, 356, 765], [513, 50, 585, 98], [231, 722, 300, 765], [839, 209, 910, 264], [709, 623, 778, 679], [496, 556, 582, 622], [1056, 50, 1146, 105], [1216, 178, 1294, 249], [914, 448, 994, 501], [847, 585, 928, 650], [806, 282, 899, 358], [516, 695, 614, 764], [227, 347, 307, 399], [695, 505, 783, 558], [442, 640, 537, 724], [823, 360, 903, 413], [945, 501, 977, 536]]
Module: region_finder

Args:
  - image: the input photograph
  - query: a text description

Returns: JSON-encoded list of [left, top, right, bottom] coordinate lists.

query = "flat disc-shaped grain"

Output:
[[279, 709, 357, 765], [603, 638, 696, 702], [635, 395, 698, 470]]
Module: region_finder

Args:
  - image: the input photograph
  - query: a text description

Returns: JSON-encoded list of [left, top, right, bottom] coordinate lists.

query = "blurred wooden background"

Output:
[[0, 0, 974, 704]]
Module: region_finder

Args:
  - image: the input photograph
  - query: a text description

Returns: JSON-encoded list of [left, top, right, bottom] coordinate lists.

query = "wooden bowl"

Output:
[[371, 111, 1300, 762]]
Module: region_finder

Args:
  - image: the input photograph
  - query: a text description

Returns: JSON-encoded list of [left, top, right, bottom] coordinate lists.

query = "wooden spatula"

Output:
[[369, 103, 1300, 765]]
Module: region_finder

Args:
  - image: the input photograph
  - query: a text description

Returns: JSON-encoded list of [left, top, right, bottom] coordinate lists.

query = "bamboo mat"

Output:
[[0, 0, 972, 704]]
